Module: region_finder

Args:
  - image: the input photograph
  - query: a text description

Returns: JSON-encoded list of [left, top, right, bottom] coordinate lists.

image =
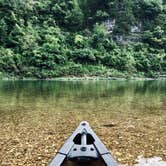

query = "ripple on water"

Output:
[[134, 156, 166, 166]]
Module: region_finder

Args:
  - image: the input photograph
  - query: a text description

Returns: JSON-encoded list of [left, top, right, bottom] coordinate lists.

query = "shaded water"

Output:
[[0, 80, 165, 165]]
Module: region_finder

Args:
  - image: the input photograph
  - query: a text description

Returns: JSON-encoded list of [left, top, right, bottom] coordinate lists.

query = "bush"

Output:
[[69, 48, 96, 64], [0, 47, 18, 73]]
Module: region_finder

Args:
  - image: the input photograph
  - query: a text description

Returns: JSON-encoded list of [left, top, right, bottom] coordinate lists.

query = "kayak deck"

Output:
[[49, 121, 118, 166]]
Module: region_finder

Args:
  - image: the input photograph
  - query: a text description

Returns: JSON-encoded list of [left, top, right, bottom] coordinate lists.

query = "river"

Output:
[[0, 80, 165, 165]]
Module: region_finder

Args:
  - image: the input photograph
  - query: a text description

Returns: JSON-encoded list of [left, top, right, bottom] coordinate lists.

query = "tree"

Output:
[[51, 0, 84, 31]]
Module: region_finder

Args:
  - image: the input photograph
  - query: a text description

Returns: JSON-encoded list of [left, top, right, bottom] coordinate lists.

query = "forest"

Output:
[[0, 0, 165, 78]]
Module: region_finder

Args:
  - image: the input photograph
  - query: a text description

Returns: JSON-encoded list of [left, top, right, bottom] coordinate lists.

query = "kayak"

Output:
[[49, 121, 118, 166]]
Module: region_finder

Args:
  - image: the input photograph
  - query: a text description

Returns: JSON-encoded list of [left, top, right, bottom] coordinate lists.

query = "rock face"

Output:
[[104, 19, 142, 44], [113, 24, 142, 44], [104, 19, 116, 33]]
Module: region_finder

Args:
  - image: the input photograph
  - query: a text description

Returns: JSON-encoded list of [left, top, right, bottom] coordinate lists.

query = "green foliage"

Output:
[[70, 48, 96, 64], [50, 0, 84, 30], [108, 0, 135, 34], [0, 0, 165, 78], [93, 23, 108, 37], [143, 26, 166, 49], [0, 47, 22, 74]]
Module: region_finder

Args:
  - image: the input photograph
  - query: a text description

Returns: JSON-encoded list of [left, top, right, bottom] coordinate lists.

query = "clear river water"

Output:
[[0, 80, 165, 165]]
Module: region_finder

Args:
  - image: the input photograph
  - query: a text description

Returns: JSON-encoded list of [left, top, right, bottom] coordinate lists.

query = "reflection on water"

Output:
[[0, 80, 165, 165], [0, 80, 165, 112], [0, 80, 165, 124]]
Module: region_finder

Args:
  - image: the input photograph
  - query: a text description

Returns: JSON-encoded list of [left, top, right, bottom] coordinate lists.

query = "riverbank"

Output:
[[1, 76, 165, 81], [0, 71, 166, 81], [1, 67, 165, 81]]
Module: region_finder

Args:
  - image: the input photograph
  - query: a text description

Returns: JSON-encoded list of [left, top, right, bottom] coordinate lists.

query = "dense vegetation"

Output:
[[0, 0, 165, 78]]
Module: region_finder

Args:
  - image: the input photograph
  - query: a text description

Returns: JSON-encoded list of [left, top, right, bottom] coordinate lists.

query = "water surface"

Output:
[[0, 80, 165, 165]]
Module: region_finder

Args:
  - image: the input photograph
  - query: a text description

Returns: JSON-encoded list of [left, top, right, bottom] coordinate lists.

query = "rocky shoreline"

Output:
[[1, 76, 166, 81]]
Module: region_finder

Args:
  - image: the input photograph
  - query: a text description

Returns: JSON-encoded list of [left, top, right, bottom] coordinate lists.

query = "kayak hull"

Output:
[[49, 121, 118, 166]]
